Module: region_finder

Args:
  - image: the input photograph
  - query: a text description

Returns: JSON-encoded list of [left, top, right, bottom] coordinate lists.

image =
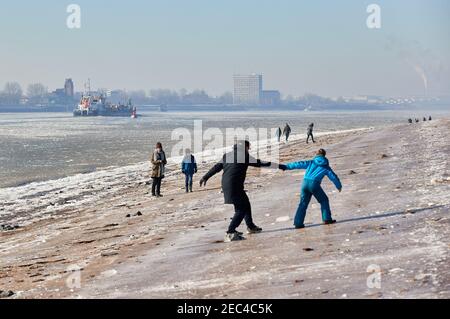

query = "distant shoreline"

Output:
[[1, 104, 448, 113]]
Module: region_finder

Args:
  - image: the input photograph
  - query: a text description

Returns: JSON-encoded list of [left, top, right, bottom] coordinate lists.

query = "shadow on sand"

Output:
[[263, 204, 446, 234]]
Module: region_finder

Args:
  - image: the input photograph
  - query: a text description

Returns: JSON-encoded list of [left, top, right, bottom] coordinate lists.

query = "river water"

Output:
[[0, 110, 446, 188]]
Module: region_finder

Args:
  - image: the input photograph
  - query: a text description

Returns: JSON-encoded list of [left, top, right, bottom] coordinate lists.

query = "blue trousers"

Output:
[[185, 173, 194, 189], [294, 180, 332, 227]]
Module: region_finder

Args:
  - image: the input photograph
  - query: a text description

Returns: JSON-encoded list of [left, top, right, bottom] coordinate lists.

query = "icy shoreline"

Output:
[[1, 119, 448, 299], [0, 127, 371, 225]]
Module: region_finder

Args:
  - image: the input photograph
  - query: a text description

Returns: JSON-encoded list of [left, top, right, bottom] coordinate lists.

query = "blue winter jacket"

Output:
[[285, 155, 342, 189], [181, 155, 198, 175]]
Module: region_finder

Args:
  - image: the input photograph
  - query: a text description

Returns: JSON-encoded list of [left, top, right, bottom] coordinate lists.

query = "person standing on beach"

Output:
[[151, 142, 167, 197], [279, 149, 342, 229], [199, 140, 273, 242], [283, 123, 292, 142], [275, 127, 282, 143], [306, 123, 315, 144], [181, 149, 198, 193]]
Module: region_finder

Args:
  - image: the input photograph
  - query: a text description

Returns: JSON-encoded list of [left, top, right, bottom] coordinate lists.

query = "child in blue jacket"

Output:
[[181, 149, 198, 193], [279, 149, 342, 228]]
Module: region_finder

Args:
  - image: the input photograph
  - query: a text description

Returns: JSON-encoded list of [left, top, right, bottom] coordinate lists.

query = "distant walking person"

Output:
[[275, 127, 282, 142], [306, 123, 315, 144], [181, 149, 198, 193], [279, 149, 342, 229], [429, 116, 432, 121], [151, 142, 167, 197], [200, 140, 273, 242], [423, 117, 427, 122], [283, 123, 292, 142]]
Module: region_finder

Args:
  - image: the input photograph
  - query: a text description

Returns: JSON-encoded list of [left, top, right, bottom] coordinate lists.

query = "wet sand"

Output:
[[1, 119, 449, 299]]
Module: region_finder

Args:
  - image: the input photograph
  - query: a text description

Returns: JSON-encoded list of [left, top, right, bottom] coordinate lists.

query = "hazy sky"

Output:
[[1, 0, 449, 97]]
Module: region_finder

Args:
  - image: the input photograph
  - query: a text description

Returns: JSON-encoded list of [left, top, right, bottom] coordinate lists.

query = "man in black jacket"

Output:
[[200, 140, 273, 242], [283, 123, 292, 142]]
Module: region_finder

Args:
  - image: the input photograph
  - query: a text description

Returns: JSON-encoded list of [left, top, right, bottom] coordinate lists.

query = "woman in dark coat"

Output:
[[151, 142, 167, 197], [200, 140, 273, 242]]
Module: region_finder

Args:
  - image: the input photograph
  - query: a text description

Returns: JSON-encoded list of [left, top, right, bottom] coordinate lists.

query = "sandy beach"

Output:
[[0, 118, 449, 299]]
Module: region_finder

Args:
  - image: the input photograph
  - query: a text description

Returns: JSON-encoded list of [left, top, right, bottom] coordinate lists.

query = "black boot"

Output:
[[247, 225, 263, 234]]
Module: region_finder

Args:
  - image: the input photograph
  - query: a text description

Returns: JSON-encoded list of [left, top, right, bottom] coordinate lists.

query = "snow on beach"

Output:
[[0, 119, 448, 299], [0, 128, 370, 226]]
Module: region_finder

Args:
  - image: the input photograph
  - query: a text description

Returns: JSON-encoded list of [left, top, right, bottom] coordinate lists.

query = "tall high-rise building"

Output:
[[64, 78, 74, 97], [233, 74, 263, 105]]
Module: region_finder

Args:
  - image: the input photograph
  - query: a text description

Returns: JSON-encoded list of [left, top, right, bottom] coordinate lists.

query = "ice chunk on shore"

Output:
[[276, 216, 290, 222]]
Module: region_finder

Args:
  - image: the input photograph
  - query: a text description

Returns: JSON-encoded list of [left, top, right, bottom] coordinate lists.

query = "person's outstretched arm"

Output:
[[247, 155, 271, 168], [281, 160, 311, 171], [248, 159, 272, 168], [200, 161, 223, 186], [326, 167, 342, 191]]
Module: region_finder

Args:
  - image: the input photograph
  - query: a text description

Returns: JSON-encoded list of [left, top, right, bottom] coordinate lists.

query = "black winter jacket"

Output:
[[202, 146, 271, 204]]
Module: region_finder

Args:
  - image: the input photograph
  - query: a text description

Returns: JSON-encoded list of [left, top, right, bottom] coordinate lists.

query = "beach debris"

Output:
[[104, 223, 119, 228], [0, 290, 15, 298], [389, 268, 404, 274], [303, 248, 314, 252], [100, 269, 118, 278], [101, 251, 119, 257], [431, 177, 450, 185], [380, 154, 389, 159], [414, 273, 432, 283], [76, 239, 95, 245], [348, 170, 358, 175], [126, 211, 143, 218], [0, 224, 20, 232], [276, 216, 290, 222]]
